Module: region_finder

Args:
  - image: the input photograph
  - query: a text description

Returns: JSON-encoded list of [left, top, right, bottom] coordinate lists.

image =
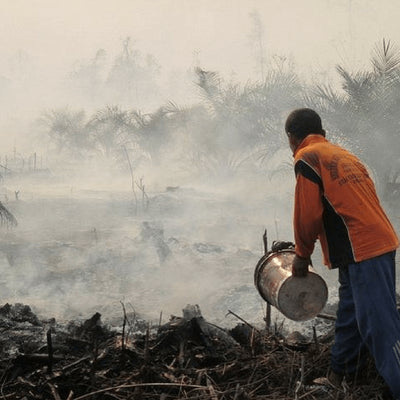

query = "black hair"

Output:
[[285, 108, 325, 140]]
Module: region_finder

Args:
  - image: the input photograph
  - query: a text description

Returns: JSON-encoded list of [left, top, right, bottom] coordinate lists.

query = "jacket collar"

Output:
[[294, 134, 327, 157]]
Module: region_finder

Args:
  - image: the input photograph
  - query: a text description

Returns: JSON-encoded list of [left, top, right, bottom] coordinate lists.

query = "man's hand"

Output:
[[292, 255, 310, 277]]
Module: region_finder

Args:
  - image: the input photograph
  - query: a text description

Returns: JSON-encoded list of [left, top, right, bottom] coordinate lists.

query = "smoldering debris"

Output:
[[0, 303, 390, 400]]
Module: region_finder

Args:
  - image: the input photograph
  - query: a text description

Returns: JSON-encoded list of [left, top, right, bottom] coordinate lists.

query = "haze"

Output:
[[0, 0, 398, 328], [1, 0, 400, 150]]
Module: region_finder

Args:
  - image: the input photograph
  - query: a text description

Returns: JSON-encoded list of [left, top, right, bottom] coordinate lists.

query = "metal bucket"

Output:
[[254, 249, 328, 321]]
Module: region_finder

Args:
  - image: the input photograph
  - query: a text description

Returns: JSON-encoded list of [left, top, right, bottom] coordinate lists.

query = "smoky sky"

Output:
[[2, 0, 400, 90]]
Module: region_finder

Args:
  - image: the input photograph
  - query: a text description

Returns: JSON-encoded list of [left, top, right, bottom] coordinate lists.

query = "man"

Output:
[[285, 108, 400, 398]]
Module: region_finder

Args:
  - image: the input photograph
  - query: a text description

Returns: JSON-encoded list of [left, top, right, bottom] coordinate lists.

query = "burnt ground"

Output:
[[0, 183, 397, 399], [0, 303, 393, 400]]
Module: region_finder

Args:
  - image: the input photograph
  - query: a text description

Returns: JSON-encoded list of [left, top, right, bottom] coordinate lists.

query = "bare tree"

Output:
[[248, 10, 267, 81]]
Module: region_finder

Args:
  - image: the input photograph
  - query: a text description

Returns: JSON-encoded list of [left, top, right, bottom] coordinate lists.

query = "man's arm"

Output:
[[293, 173, 323, 276]]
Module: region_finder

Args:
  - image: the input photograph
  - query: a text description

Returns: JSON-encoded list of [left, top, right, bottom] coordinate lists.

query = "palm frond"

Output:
[[194, 67, 221, 102], [90, 106, 130, 127], [336, 66, 374, 100], [161, 100, 183, 115], [0, 202, 17, 227], [129, 110, 149, 129], [371, 38, 400, 76], [310, 84, 345, 107]]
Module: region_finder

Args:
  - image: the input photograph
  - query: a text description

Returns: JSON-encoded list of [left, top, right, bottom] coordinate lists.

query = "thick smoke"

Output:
[[0, 9, 399, 335]]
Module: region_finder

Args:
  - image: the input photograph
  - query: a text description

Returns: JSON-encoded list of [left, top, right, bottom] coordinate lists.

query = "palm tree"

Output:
[[306, 39, 400, 199], [193, 66, 302, 175], [39, 108, 90, 157], [88, 106, 135, 158]]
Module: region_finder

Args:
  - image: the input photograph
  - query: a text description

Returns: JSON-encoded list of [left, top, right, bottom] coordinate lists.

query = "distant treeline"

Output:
[[39, 39, 400, 201]]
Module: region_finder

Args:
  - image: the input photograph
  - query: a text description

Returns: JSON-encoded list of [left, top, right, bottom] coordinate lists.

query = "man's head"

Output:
[[285, 108, 325, 153]]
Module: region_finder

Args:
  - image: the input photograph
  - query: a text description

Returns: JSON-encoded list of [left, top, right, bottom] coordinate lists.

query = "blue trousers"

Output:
[[331, 251, 400, 399]]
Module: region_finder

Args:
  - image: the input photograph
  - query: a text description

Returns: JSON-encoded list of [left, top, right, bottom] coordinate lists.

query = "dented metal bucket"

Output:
[[254, 249, 328, 321]]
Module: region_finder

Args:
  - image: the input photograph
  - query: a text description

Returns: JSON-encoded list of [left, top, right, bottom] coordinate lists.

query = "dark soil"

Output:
[[0, 303, 393, 400]]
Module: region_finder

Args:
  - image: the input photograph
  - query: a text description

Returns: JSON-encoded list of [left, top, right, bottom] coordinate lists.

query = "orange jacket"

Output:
[[293, 134, 399, 268]]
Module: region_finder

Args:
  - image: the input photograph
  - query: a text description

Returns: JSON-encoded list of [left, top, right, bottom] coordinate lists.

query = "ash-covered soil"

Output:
[[0, 302, 392, 400], [0, 177, 397, 399], [0, 180, 340, 332]]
